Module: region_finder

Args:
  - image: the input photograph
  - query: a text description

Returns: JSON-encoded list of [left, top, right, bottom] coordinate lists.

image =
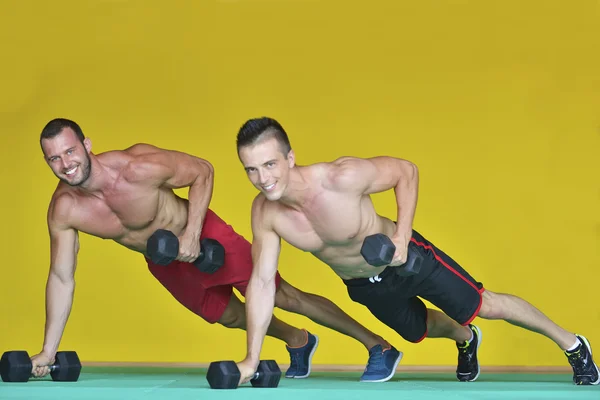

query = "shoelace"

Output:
[[367, 349, 384, 370], [289, 352, 302, 370], [457, 342, 473, 362], [566, 351, 586, 373]]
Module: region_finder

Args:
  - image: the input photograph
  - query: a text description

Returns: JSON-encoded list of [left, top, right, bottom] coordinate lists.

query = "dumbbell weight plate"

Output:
[[206, 361, 240, 389], [250, 360, 281, 388], [0, 351, 31, 382], [52, 351, 82, 382]]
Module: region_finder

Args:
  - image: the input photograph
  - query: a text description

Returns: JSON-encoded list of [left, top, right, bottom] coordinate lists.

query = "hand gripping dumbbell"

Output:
[[360, 233, 423, 276], [206, 360, 281, 389], [146, 229, 225, 274], [0, 350, 82, 383]]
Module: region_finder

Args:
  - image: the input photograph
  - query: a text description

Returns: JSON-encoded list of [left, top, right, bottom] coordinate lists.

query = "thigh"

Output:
[[147, 259, 233, 324], [346, 277, 428, 343], [199, 208, 282, 294], [411, 230, 485, 326]]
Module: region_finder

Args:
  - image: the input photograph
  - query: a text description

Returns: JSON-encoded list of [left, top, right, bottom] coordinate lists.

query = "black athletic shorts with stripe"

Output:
[[343, 229, 485, 343]]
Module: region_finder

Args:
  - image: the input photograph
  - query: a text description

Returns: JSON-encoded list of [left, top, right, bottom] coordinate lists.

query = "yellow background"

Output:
[[1, 0, 598, 368]]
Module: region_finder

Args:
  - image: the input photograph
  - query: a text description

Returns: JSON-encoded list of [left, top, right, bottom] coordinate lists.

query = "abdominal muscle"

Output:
[[92, 190, 191, 255], [276, 198, 399, 280]]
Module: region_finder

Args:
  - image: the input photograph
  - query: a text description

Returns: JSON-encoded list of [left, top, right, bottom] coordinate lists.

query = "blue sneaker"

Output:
[[285, 330, 319, 378], [360, 344, 403, 382]]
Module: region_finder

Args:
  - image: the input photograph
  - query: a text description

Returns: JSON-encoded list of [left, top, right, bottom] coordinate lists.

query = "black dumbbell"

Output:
[[0, 350, 82, 383], [146, 229, 225, 274], [206, 360, 281, 389], [360, 233, 423, 276]]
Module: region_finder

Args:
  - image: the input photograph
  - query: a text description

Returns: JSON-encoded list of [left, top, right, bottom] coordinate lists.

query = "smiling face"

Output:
[[238, 136, 295, 201], [41, 127, 92, 187]]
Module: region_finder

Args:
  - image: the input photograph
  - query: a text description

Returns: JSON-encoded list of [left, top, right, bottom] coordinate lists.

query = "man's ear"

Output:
[[83, 137, 92, 153], [287, 149, 296, 168]]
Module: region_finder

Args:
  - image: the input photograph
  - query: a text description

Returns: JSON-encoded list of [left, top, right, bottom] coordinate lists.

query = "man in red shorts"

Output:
[[31, 118, 398, 383]]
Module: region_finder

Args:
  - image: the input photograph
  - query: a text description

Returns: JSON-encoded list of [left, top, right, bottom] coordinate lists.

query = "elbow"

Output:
[[250, 273, 276, 293], [202, 160, 215, 180], [50, 270, 75, 287], [404, 159, 418, 176], [397, 159, 418, 185]]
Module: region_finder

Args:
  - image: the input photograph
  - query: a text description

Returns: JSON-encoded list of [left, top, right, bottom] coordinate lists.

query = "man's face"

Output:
[[238, 136, 295, 201], [41, 128, 92, 187]]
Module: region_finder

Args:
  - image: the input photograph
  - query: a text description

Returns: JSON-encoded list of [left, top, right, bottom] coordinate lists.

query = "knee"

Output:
[[218, 299, 246, 329], [477, 290, 507, 320], [274, 280, 304, 313]]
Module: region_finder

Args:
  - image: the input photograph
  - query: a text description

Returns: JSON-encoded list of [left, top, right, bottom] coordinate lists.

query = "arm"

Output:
[[41, 197, 79, 359], [331, 156, 419, 244], [244, 196, 282, 367], [127, 145, 214, 261]]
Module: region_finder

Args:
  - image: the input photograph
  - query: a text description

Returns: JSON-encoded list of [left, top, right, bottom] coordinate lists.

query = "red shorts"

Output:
[[146, 208, 282, 324]]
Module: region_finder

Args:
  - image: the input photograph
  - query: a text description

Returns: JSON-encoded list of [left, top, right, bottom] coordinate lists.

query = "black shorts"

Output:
[[343, 230, 484, 343]]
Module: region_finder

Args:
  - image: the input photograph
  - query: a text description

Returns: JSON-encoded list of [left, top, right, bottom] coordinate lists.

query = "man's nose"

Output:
[[257, 170, 269, 184], [61, 158, 71, 169]]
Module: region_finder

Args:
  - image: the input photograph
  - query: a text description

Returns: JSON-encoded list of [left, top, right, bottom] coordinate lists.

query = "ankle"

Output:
[[456, 326, 473, 345], [287, 329, 308, 348], [365, 336, 389, 351], [564, 335, 581, 352]]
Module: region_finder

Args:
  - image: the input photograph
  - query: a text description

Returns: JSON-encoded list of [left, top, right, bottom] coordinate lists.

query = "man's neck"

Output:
[[78, 155, 111, 194], [278, 166, 315, 210]]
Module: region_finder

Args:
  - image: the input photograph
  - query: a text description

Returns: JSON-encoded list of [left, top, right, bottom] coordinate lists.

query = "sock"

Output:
[[466, 328, 474, 344], [458, 328, 474, 346], [566, 337, 581, 353]]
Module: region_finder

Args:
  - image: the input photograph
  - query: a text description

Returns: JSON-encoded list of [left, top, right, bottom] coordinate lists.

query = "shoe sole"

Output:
[[360, 350, 404, 383], [458, 324, 482, 382], [289, 334, 319, 379], [577, 335, 600, 385]]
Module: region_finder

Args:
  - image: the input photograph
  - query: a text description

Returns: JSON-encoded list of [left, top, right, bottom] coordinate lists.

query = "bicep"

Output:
[[49, 226, 79, 282], [250, 201, 281, 282]]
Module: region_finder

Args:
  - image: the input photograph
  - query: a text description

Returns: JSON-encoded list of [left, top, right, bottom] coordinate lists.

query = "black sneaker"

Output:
[[565, 334, 600, 385], [456, 324, 482, 382]]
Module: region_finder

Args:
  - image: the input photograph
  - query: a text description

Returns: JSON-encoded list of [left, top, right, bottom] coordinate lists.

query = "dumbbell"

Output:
[[146, 229, 225, 274], [206, 360, 281, 389], [360, 233, 423, 276], [0, 350, 81, 383]]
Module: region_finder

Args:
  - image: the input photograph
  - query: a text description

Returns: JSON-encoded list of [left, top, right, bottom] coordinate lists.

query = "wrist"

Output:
[[394, 226, 412, 241], [41, 346, 56, 358], [183, 224, 202, 239], [244, 355, 259, 368]]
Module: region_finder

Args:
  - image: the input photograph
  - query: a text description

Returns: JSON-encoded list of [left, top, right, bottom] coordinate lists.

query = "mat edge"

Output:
[[80, 362, 571, 373]]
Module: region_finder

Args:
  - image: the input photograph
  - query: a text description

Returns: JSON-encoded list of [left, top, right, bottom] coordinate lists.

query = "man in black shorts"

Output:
[[232, 116, 599, 386]]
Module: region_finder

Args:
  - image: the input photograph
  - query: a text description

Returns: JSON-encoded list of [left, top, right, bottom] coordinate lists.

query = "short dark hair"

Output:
[[236, 117, 292, 157], [40, 118, 85, 145]]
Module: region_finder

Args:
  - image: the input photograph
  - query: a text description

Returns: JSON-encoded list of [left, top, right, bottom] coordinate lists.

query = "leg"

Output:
[[217, 291, 307, 348], [412, 229, 599, 385], [274, 278, 388, 351], [477, 289, 599, 385], [425, 308, 472, 343], [146, 257, 306, 348], [274, 278, 399, 381], [478, 290, 576, 350]]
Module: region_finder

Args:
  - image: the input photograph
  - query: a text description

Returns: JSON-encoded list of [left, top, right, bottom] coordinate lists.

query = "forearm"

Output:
[[42, 273, 75, 357], [245, 276, 276, 364], [394, 161, 419, 240], [185, 163, 214, 237]]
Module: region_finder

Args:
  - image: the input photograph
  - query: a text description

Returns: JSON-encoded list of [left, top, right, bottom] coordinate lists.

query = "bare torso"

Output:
[[51, 148, 190, 255], [266, 164, 398, 280]]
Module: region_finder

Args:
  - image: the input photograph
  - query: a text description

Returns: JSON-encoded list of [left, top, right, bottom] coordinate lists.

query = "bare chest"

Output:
[[71, 183, 160, 240], [274, 194, 365, 252]]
